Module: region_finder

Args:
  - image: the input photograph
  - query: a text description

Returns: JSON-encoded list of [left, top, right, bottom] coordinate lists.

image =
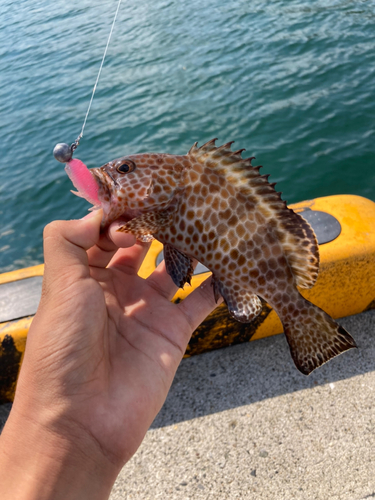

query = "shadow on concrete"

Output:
[[1, 311, 374, 432], [152, 310, 375, 428]]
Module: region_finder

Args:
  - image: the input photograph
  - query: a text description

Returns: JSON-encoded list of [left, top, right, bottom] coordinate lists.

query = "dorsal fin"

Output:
[[188, 139, 320, 289]]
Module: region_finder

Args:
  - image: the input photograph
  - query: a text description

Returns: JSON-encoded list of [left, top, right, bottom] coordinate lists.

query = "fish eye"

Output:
[[116, 160, 136, 174]]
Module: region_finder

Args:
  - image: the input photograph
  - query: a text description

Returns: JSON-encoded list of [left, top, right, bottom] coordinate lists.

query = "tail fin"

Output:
[[282, 298, 357, 375]]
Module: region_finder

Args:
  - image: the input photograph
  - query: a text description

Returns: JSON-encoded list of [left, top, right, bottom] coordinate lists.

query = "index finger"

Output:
[[86, 220, 136, 269]]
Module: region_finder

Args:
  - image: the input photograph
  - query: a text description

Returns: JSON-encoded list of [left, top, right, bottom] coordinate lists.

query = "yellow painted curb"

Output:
[[1, 195, 375, 402], [0, 265, 44, 403], [0, 263, 44, 285]]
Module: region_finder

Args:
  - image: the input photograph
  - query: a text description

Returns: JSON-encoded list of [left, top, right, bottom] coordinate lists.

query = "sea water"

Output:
[[0, 0, 374, 272]]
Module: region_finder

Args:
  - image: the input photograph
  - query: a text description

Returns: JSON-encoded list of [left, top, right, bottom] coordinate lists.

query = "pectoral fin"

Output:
[[163, 244, 194, 288], [117, 209, 175, 242], [212, 276, 262, 323]]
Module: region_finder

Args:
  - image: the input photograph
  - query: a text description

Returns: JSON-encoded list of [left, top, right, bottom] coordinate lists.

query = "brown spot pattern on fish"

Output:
[[88, 139, 357, 375]]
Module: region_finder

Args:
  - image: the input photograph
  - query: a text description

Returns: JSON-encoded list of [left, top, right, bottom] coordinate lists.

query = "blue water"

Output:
[[0, 0, 374, 272]]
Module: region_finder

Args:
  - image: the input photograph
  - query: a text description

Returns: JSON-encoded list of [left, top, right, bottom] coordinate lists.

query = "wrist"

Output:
[[0, 403, 120, 500]]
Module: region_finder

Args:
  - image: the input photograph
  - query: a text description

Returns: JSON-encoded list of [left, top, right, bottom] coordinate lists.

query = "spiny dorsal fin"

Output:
[[188, 139, 319, 289]]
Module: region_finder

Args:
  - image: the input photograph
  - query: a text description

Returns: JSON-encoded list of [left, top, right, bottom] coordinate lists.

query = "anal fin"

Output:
[[164, 244, 194, 288], [212, 276, 262, 323]]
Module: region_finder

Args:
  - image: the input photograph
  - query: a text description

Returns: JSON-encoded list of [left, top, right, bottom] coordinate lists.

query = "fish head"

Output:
[[91, 153, 187, 227]]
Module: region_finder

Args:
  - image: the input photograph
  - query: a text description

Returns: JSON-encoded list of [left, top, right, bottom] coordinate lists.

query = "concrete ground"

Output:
[[111, 310, 375, 500], [0, 310, 374, 499]]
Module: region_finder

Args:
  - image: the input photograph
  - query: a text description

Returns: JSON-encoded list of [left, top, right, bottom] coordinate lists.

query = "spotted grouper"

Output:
[[66, 139, 357, 374]]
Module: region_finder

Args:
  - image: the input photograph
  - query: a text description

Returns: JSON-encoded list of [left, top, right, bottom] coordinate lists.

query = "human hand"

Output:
[[0, 210, 221, 500]]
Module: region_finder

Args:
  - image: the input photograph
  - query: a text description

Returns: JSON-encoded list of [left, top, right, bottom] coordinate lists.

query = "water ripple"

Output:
[[0, 0, 374, 271]]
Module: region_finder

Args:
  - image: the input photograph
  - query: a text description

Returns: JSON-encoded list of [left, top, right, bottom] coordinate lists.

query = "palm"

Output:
[[76, 265, 191, 463], [21, 217, 218, 467]]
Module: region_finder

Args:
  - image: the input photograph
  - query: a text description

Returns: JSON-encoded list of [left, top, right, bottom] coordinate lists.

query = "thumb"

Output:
[[43, 210, 103, 285]]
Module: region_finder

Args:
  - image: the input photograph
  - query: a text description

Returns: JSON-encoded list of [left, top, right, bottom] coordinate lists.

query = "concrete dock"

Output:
[[111, 310, 374, 500], [1, 310, 374, 499]]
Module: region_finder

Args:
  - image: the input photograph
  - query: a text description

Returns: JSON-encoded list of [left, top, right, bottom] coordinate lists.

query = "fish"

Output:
[[67, 139, 357, 375]]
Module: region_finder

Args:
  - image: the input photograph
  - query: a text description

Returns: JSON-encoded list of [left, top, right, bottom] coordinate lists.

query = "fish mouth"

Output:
[[104, 169, 119, 187], [90, 167, 143, 227], [90, 168, 112, 200]]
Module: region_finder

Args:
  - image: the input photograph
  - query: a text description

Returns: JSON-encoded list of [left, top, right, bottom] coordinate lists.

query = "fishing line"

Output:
[[54, 0, 123, 163]]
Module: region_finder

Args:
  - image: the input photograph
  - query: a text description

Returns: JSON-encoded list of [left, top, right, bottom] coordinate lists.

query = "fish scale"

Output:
[[70, 139, 357, 375]]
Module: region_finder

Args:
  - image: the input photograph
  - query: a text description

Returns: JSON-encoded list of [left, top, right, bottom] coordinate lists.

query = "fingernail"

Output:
[[112, 222, 127, 233]]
